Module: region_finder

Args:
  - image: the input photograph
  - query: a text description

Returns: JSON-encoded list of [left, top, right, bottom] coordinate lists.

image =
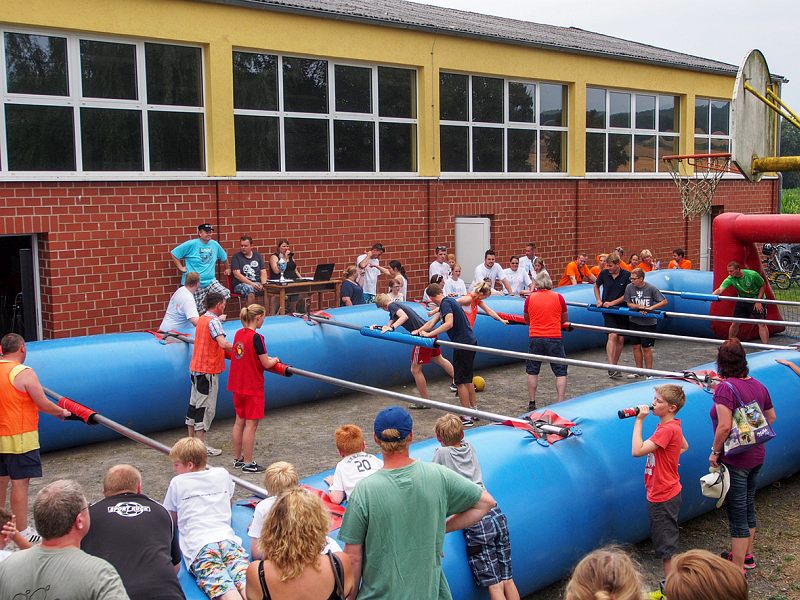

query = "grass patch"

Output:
[[782, 188, 800, 214]]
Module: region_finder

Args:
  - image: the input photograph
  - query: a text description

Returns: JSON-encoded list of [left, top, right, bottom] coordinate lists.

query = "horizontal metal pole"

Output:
[[42, 386, 269, 499], [660, 289, 800, 307]]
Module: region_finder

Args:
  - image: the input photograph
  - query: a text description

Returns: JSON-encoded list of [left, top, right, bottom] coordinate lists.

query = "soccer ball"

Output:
[[473, 376, 486, 392]]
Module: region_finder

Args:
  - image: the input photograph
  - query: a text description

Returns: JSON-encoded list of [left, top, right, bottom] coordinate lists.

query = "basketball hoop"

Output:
[[662, 153, 737, 220]]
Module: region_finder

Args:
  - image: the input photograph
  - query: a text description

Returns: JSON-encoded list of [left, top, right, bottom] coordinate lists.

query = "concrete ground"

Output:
[[32, 334, 799, 599]]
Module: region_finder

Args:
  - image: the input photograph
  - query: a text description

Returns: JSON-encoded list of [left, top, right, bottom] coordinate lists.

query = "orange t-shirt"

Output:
[[639, 262, 653, 272], [668, 259, 692, 269], [524, 290, 567, 338], [620, 260, 631, 271], [558, 262, 592, 287]]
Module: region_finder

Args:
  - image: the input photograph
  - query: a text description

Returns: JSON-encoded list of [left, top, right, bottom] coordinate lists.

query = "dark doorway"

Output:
[[0, 235, 39, 341]]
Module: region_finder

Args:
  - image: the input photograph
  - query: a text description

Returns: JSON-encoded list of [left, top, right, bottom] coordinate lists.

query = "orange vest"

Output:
[[0, 360, 40, 454], [190, 314, 226, 374], [526, 290, 566, 338]]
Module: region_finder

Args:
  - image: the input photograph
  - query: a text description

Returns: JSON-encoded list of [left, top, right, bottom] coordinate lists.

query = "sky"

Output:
[[415, 0, 800, 116]]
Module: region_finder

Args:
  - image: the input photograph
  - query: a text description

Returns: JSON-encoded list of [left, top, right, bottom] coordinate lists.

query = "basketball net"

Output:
[[663, 154, 733, 220]]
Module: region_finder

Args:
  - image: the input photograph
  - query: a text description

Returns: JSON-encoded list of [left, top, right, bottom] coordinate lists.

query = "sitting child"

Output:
[[248, 461, 299, 559], [431, 414, 519, 599], [324, 424, 383, 505], [163, 437, 248, 600], [1, 509, 33, 562]]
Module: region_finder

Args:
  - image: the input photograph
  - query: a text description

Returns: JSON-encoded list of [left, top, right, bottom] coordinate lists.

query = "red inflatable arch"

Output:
[[711, 212, 800, 339]]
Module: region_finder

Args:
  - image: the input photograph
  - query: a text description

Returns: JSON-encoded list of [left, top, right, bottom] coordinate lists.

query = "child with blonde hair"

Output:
[[565, 546, 643, 600], [248, 461, 298, 559], [443, 263, 467, 297], [324, 424, 383, 504]]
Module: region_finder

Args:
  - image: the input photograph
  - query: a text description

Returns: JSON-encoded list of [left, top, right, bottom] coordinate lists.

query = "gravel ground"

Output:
[[31, 337, 800, 599]]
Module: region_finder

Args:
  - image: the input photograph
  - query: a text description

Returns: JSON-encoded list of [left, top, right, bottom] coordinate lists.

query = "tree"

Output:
[[781, 119, 800, 189]]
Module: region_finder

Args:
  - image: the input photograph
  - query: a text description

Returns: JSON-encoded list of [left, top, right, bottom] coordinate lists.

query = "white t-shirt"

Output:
[[329, 452, 384, 500], [503, 268, 532, 295], [357, 254, 381, 295], [473, 262, 505, 289], [428, 261, 451, 282], [518, 255, 538, 278], [387, 275, 408, 300], [443, 278, 467, 297], [163, 467, 240, 565], [158, 286, 199, 333], [248, 495, 341, 554]]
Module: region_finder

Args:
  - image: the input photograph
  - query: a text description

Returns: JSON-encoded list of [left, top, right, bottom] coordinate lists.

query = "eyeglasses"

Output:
[[74, 505, 89, 520], [510, 261, 519, 265], [436, 246, 447, 252]]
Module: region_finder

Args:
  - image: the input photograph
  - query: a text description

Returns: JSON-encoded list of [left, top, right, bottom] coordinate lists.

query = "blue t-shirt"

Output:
[[388, 302, 427, 332], [439, 297, 476, 345], [341, 279, 365, 306], [172, 239, 227, 286]]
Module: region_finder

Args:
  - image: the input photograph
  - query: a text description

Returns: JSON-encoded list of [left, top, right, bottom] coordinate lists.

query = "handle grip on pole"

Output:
[[268, 362, 293, 377], [57, 397, 98, 424], [359, 326, 436, 348]]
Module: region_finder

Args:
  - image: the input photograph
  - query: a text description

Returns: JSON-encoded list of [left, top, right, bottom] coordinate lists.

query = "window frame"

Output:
[[584, 86, 680, 176], [693, 96, 731, 156], [232, 50, 419, 177], [0, 27, 207, 179], [438, 71, 569, 176]]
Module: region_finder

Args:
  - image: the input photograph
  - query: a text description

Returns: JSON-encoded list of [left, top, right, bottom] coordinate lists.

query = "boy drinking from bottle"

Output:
[[630, 384, 689, 583]]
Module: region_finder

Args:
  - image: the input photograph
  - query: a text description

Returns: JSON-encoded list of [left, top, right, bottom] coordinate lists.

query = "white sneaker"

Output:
[[626, 373, 640, 379], [20, 526, 41, 544], [205, 445, 222, 456]]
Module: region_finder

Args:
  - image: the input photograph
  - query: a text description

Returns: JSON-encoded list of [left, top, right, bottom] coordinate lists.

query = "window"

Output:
[[1, 30, 205, 174], [694, 98, 730, 154], [439, 73, 567, 173], [585, 87, 679, 173], [232, 51, 417, 173]]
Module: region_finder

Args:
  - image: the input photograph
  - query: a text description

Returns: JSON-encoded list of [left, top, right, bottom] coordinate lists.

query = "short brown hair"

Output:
[[631, 267, 645, 279], [334, 424, 365, 456], [103, 464, 142, 496], [716, 338, 748, 379], [434, 414, 464, 446], [665, 549, 747, 600], [263, 461, 299, 496], [605, 252, 621, 265], [1, 333, 24, 355], [185, 271, 201, 286], [425, 283, 443, 298], [374, 293, 392, 309], [655, 384, 686, 412], [169, 437, 207, 469]]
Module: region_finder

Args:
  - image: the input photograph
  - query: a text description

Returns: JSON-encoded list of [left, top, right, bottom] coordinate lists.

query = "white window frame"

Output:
[[693, 97, 732, 156], [0, 27, 207, 180], [439, 72, 569, 176], [585, 86, 680, 176], [232, 51, 419, 177]]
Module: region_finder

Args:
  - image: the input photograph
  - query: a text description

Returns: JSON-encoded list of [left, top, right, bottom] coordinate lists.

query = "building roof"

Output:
[[203, 0, 739, 76]]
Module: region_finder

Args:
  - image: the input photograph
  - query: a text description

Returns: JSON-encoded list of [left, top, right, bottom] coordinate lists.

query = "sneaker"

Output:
[[410, 403, 430, 409], [20, 527, 41, 544], [242, 462, 267, 473], [527, 401, 536, 411], [449, 382, 458, 393], [233, 457, 245, 469], [626, 373, 640, 379], [460, 417, 474, 428], [721, 550, 756, 569], [205, 445, 222, 457], [608, 370, 622, 379]]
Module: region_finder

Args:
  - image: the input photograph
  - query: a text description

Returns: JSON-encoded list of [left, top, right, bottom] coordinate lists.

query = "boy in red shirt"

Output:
[[631, 384, 689, 581]]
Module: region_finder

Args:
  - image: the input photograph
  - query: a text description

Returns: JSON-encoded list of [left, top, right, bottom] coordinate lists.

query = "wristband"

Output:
[[711, 448, 720, 455]]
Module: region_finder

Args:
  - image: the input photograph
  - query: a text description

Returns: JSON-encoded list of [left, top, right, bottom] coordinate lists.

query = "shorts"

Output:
[[628, 322, 657, 348], [233, 392, 264, 420], [0, 449, 43, 479], [733, 301, 765, 319], [648, 492, 681, 560], [189, 540, 249, 599], [453, 348, 476, 385], [412, 344, 442, 365], [233, 282, 258, 297], [525, 338, 568, 377], [603, 310, 629, 330], [186, 372, 219, 432], [193, 280, 231, 312], [464, 506, 513, 587], [363, 293, 376, 304]]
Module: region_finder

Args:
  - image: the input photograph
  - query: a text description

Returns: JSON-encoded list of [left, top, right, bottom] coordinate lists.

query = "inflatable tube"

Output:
[[32, 270, 715, 451], [184, 348, 800, 600]]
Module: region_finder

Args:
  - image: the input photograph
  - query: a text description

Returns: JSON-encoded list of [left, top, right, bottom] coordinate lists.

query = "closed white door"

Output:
[[455, 217, 491, 286]]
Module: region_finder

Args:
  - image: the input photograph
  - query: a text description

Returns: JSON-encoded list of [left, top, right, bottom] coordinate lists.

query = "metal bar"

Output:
[[766, 88, 800, 129], [752, 156, 800, 174], [41, 386, 269, 499], [565, 301, 800, 327], [660, 290, 800, 307], [569, 322, 792, 351], [309, 314, 688, 379], [284, 365, 528, 425], [744, 82, 800, 130]]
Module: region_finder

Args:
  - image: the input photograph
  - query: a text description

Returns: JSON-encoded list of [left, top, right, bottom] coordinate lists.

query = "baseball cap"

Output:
[[374, 406, 412, 442], [198, 223, 214, 232]]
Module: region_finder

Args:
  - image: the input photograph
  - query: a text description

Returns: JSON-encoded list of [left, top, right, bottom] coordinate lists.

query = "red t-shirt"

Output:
[[643, 418, 683, 502], [523, 290, 567, 338], [227, 327, 267, 395]]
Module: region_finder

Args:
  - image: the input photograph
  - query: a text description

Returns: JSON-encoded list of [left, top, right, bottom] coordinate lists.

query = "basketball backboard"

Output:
[[730, 49, 776, 182]]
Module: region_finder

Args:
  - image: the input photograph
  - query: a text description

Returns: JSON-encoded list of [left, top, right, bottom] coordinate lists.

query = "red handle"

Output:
[[496, 311, 526, 324], [58, 397, 98, 424], [268, 362, 293, 377]]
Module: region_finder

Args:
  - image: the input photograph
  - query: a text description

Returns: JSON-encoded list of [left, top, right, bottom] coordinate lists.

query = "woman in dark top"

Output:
[[268, 239, 302, 314], [709, 338, 776, 574], [340, 265, 365, 307], [245, 489, 354, 600]]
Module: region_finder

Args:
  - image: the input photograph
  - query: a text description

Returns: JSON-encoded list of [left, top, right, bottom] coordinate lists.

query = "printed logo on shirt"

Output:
[[107, 501, 152, 518], [234, 341, 245, 359]]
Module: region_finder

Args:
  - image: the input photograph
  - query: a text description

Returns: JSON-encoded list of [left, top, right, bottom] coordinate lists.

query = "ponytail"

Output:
[[240, 303, 266, 325]]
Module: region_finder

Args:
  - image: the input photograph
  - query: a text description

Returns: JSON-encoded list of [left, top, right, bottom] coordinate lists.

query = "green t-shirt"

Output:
[[720, 269, 765, 298], [338, 460, 483, 600]]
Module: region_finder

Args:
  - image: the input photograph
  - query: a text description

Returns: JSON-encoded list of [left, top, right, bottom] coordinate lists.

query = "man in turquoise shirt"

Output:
[[712, 261, 769, 343], [339, 406, 495, 600], [171, 223, 231, 312]]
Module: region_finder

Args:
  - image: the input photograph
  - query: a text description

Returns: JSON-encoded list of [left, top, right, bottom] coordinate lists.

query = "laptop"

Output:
[[296, 263, 335, 282]]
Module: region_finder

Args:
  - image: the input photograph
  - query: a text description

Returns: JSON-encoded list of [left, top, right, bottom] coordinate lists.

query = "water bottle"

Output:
[[618, 405, 654, 419]]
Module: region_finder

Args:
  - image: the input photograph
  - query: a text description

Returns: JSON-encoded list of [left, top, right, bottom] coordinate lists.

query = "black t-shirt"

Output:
[[595, 268, 631, 303], [81, 493, 185, 600], [231, 251, 265, 283], [388, 302, 427, 332], [439, 296, 477, 344]]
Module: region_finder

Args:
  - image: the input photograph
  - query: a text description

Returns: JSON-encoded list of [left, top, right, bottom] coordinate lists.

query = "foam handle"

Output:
[[268, 362, 293, 377], [359, 326, 436, 348], [57, 397, 98, 424], [496, 311, 526, 325], [680, 292, 718, 302]]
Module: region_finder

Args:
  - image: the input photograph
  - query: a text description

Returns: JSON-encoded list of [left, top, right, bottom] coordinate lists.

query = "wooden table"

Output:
[[264, 279, 342, 315]]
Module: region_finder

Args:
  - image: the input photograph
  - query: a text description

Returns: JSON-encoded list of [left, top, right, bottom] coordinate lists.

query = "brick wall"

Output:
[[0, 177, 777, 338]]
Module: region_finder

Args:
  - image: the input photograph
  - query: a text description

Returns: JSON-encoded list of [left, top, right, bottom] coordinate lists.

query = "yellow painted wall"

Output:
[[4, 0, 737, 177]]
